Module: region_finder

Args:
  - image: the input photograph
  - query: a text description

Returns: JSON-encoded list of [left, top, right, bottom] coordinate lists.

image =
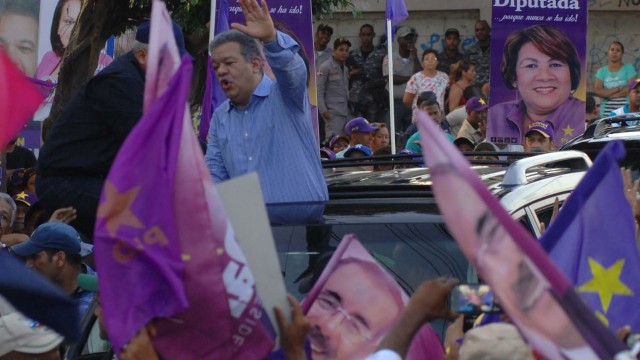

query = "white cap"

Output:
[[0, 312, 64, 356]]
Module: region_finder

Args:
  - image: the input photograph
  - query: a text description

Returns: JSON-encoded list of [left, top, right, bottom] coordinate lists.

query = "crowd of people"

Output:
[[2, 0, 640, 358]]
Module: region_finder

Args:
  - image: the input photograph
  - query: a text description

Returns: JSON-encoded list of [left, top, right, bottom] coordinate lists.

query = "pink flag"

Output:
[[415, 110, 625, 359], [0, 50, 43, 150], [303, 235, 444, 360], [143, 0, 181, 111]]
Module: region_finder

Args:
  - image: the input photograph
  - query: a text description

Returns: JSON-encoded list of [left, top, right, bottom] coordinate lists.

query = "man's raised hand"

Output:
[[231, 0, 277, 43]]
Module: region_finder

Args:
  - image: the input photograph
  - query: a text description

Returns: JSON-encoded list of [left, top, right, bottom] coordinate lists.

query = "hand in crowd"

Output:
[[231, 0, 276, 43], [375, 278, 459, 358], [322, 111, 330, 120], [274, 294, 310, 360], [539, 197, 560, 235], [49, 206, 77, 224], [119, 323, 159, 360]]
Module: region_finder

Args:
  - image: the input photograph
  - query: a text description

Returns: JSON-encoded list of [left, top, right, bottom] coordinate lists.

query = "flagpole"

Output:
[[209, 0, 217, 49], [386, 19, 396, 154]]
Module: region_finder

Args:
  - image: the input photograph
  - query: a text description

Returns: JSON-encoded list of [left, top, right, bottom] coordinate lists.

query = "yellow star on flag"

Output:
[[15, 192, 28, 201], [578, 258, 633, 313], [562, 125, 574, 137], [96, 181, 145, 237], [479, 98, 486, 105]]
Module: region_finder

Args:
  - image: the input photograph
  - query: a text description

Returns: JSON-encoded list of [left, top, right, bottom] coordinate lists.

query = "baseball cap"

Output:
[[77, 274, 98, 292], [474, 141, 500, 152], [345, 117, 377, 135], [135, 20, 188, 56], [12, 192, 38, 207], [329, 134, 350, 148], [459, 323, 535, 360], [333, 37, 352, 49], [445, 28, 460, 37], [0, 312, 64, 357], [11, 222, 81, 257], [344, 144, 372, 157], [525, 121, 554, 140], [454, 137, 476, 148], [395, 26, 416, 40], [628, 78, 640, 92], [465, 97, 489, 113]]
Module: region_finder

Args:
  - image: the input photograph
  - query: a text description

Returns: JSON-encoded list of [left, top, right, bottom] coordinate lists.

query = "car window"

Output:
[[272, 221, 473, 339]]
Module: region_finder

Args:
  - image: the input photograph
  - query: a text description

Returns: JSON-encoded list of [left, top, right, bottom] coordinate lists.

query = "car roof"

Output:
[[324, 151, 591, 213]]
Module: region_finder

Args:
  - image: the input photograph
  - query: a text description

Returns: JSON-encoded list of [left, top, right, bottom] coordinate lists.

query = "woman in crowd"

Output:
[[594, 41, 637, 117], [403, 49, 449, 118], [447, 60, 477, 113], [488, 24, 584, 145], [371, 123, 390, 154]]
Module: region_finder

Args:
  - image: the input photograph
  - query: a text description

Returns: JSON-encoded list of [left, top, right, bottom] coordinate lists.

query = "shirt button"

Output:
[[248, 156, 253, 161], [244, 133, 249, 138]]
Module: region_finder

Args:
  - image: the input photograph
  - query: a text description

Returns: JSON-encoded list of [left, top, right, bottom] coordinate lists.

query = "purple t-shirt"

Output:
[[488, 97, 585, 145]]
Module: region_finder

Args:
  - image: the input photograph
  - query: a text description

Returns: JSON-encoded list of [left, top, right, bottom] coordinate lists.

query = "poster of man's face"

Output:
[[0, 0, 39, 76], [306, 258, 404, 360]]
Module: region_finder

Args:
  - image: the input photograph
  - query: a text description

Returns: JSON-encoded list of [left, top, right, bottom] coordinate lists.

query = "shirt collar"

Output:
[[227, 74, 272, 112]]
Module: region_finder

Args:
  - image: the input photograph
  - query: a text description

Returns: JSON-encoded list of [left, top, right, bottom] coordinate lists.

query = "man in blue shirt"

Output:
[[11, 222, 95, 319], [205, 0, 327, 204]]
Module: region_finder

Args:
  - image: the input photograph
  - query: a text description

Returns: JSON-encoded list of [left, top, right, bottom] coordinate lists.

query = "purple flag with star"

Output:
[[541, 141, 640, 332], [94, 1, 274, 357], [415, 109, 627, 359]]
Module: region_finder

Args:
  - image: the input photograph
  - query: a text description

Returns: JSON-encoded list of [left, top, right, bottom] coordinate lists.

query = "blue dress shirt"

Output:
[[205, 31, 328, 204]]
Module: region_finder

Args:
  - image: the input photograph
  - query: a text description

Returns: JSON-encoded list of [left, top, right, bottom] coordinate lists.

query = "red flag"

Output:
[[0, 50, 43, 150]]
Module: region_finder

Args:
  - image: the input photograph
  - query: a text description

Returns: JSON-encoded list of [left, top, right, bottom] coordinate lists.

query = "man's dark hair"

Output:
[[0, 0, 39, 19], [360, 24, 374, 33], [586, 92, 597, 113], [44, 248, 82, 267], [417, 91, 439, 108], [316, 23, 333, 36]]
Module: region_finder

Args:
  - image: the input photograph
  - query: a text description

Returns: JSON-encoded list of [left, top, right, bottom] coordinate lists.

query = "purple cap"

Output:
[[628, 79, 640, 93], [344, 144, 372, 157], [345, 117, 377, 135], [12, 191, 38, 207], [466, 97, 489, 113], [525, 121, 554, 140], [329, 134, 350, 147]]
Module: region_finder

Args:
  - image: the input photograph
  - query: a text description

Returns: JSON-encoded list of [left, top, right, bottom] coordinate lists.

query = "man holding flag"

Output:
[[205, 0, 327, 205]]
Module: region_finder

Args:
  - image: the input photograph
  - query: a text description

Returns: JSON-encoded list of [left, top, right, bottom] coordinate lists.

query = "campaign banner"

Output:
[[487, 0, 588, 147], [0, 0, 114, 154], [226, 0, 318, 141], [302, 235, 444, 360]]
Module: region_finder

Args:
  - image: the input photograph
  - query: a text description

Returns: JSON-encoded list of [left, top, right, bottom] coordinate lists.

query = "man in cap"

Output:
[[437, 28, 464, 75], [524, 121, 555, 153], [314, 24, 334, 70], [457, 97, 488, 144], [36, 21, 189, 242], [11, 222, 96, 318], [610, 79, 640, 117], [383, 26, 422, 135], [336, 117, 377, 158], [0, 310, 64, 360], [317, 37, 352, 138]]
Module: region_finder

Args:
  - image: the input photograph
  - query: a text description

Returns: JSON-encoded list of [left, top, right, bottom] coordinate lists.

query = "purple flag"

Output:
[[415, 110, 627, 359], [199, 0, 229, 143], [94, 58, 191, 353], [386, 0, 408, 32], [541, 141, 640, 332]]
